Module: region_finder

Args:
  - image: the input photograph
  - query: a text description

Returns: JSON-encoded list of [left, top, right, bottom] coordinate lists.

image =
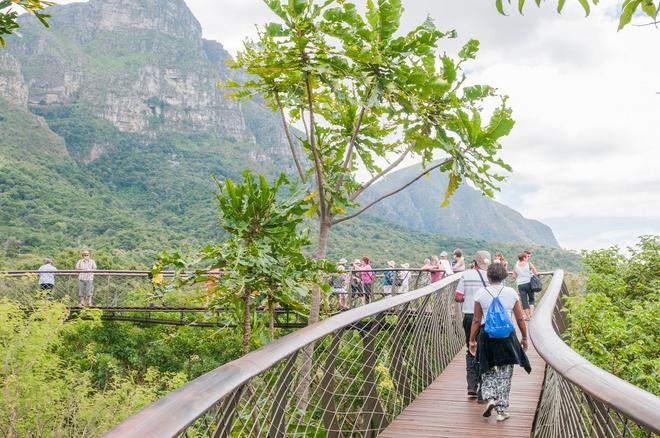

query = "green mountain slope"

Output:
[[0, 0, 578, 270]]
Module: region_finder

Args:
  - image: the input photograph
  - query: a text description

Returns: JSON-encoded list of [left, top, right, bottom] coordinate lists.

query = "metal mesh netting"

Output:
[[532, 280, 657, 438], [167, 281, 463, 437]]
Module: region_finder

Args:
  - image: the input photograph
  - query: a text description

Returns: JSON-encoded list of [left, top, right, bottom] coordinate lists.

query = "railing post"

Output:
[[267, 352, 299, 438], [389, 302, 413, 406], [211, 385, 245, 438], [319, 329, 345, 438], [360, 312, 388, 437]]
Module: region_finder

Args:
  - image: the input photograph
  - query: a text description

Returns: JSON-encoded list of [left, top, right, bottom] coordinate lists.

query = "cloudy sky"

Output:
[[60, 0, 660, 251]]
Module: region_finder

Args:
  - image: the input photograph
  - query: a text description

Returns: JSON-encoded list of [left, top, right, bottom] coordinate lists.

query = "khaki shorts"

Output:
[[78, 280, 94, 297]]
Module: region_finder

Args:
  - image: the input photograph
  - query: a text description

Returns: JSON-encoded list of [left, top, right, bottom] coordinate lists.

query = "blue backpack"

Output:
[[484, 286, 514, 338]]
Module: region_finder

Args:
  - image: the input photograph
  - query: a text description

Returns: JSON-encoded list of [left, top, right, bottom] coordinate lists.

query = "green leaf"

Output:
[[618, 0, 641, 30], [495, 0, 507, 15], [458, 39, 480, 60], [577, 0, 591, 15], [557, 0, 567, 12]]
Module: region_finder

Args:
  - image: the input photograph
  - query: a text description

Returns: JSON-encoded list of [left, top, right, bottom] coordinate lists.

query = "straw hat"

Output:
[[338, 258, 348, 265], [387, 260, 396, 268]]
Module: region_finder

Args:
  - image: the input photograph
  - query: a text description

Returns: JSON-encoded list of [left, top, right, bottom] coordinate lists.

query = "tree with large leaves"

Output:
[[225, 0, 514, 329], [158, 171, 325, 355]]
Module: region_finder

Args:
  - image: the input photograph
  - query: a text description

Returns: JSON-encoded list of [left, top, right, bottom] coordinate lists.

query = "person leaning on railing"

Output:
[[75, 250, 97, 307], [469, 262, 531, 422]]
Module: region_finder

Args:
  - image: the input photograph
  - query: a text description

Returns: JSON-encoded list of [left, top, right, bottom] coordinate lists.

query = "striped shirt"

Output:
[[75, 258, 97, 281], [455, 268, 490, 314]]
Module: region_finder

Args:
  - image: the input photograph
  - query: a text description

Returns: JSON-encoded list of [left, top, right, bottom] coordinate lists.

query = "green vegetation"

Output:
[[565, 236, 659, 395], [228, 0, 514, 326], [159, 171, 325, 352], [0, 0, 53, 47]]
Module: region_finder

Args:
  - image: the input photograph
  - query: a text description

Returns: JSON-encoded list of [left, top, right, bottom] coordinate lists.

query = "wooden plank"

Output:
[[379, 340, 546, 437]]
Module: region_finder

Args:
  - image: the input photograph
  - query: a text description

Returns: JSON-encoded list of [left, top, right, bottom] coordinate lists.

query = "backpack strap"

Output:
[[484, 285, 505, 298], [476, 269, 487, 287]]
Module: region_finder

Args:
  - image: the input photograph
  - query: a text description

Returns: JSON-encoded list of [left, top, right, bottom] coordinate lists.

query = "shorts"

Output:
[[78, 280, 94, 297], [40, 283, 54, 290], [518, 282, 534, 309]]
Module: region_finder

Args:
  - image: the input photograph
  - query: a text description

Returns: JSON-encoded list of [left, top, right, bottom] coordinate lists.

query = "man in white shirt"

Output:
[[75, 250, 97, 306], [454, 250, 490, 400], [38, 258, 57, 297]]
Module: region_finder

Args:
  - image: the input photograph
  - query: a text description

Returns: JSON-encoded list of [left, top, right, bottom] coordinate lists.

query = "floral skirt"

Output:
[[481, 364, 514, 414]]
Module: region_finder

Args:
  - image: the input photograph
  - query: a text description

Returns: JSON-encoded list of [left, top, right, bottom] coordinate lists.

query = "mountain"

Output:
[[0, 0, 572, 269], [362, 162, 559, 247]]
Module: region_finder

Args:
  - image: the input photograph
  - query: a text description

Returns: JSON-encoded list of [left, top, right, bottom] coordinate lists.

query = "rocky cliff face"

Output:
[[3, 0, 293, 152], [0, 52, 28, 108]]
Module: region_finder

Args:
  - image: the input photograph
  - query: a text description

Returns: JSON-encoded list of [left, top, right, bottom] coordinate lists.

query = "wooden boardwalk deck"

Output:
[[379, 342, 545, 437]]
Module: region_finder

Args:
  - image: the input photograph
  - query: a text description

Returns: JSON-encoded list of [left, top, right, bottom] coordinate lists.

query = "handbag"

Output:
[[530, 275, 542, 292]]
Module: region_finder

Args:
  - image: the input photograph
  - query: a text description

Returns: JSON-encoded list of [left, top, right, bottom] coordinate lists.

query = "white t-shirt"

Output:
[[474, 284, 519, 324], [440, 259, 454, 275], [456, 269, 489, 314]]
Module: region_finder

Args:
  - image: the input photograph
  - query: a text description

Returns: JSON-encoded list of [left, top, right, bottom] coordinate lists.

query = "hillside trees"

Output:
[[225, 0, 514, 327], [564, 235, 659, 395]]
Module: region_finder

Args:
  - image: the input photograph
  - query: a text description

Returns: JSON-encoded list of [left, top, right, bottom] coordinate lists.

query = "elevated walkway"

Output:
[[380, 344, 545, 437]]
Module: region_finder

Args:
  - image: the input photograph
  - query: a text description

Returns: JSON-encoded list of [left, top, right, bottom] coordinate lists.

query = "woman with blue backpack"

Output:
[[468, 262, 531, 422]]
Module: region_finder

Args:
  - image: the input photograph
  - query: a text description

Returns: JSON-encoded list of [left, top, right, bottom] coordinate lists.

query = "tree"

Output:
[[158, 171, 325, 354], [495, 0, 660, 30], [0, 0, 54, 47], [225, 0, 514, 328], [564, 235, 659, 395]]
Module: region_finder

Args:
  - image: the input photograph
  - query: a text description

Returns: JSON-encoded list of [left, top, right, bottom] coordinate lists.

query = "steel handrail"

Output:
[[529, 270, 660, 433], [104, 272, 463, 437]]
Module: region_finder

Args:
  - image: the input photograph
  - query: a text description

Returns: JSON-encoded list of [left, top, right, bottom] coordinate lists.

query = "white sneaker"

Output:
[[497, 412, 510, 422]]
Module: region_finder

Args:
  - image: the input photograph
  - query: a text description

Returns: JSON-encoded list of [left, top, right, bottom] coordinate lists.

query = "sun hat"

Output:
[[387, 260, 396, 268], [338, 258, 348, 265], [440, 251, 448, 257], [474, 250, 491, 269]]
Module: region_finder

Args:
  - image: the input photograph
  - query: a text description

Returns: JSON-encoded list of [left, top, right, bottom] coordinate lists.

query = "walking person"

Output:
[[454, 251, 491, 400], [452, 249, 465, 273], [513, 252, 539, 320], [350, 259, 365, 307], [469, 262, 531, 422], [398, 263, 410, 293], [37, 258, 57, 298], [75, 250, 97, 306], [334, 258, 349, 310]]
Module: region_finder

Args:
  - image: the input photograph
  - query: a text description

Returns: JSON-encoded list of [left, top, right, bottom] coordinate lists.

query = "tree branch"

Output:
[[349, 143, 414, 201], [305, 74, 328, 220], [274, 90, 306, 182], [332, 158, 451, 225], [335, 84, 373, 191]]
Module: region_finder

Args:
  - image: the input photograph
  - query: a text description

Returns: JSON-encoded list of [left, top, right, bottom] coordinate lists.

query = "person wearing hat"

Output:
[[75, 250, 97, 306], [383, 260, 397, 296], [37, 258, 57, 298], [455, 250, 491, 401], [398, 263, 411, 293]]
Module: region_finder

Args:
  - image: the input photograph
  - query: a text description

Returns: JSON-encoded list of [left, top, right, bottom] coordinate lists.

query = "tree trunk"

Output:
[[296, 218, 331, 410], [242, 291, 251, 355]]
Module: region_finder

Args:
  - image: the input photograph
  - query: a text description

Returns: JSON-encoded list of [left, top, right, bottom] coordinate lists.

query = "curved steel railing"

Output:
[[530, 270, 660, 437], [105, 274, 464, 437]]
